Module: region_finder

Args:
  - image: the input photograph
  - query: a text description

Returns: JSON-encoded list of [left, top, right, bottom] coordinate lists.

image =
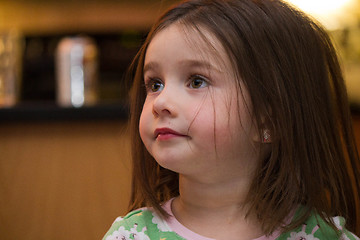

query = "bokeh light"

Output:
[[285, 0, 356, 29]]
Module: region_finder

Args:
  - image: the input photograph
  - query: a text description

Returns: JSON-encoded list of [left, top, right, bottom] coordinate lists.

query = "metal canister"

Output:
[[56, 36, 98, 108]]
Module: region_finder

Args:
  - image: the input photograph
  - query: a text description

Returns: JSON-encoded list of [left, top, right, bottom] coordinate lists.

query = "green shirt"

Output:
[[103, 201, 359, 240]]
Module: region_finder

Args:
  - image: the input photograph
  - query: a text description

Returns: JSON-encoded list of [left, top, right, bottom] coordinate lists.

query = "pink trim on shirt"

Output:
[[162, 198, 293, 240], [163, 198, 215, 240]]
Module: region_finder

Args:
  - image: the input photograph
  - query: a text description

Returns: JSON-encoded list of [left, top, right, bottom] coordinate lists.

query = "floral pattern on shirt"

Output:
[[103, 207, 359, 240]]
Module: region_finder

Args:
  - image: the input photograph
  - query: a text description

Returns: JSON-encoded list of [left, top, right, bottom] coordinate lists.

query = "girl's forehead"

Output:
[[145, 22, 233, 73]]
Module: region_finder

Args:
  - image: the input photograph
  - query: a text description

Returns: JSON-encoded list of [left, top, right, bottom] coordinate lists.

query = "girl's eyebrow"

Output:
[[182, 59, 223, 73], [143, 59, 223, 75], [143, 62, 160, 75]]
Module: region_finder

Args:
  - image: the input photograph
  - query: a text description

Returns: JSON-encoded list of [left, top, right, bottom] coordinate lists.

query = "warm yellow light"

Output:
[[285, 0, 356, 29], [286, 0, 352, 15]]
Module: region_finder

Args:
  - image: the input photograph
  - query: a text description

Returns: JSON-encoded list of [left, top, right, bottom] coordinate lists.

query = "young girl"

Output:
[[104, 0, 360, 239]]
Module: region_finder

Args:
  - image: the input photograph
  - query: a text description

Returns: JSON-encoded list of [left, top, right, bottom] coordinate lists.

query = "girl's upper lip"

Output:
[[154, 128, 187, 138]]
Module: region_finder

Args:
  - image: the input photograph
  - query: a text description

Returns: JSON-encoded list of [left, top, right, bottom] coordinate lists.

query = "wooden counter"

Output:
[[0, 120, 132, 239]]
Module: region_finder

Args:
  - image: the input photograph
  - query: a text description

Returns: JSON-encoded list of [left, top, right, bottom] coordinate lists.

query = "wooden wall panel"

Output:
[[0, 121, 132, 240]]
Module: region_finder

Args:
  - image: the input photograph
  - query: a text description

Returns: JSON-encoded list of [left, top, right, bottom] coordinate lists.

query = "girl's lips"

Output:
[[154, 128, 187, 140]]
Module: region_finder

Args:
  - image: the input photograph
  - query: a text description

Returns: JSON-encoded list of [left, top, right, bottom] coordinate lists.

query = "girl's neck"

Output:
[[171, 174, 264, 240], [177, 174, 250, 209]]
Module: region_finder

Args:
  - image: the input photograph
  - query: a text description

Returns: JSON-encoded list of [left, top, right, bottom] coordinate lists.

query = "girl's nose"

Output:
[[152, 88, 177, 117]]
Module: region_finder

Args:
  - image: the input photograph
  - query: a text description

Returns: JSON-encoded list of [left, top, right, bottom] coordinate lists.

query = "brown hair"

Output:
[[127, 0, 360, 235]]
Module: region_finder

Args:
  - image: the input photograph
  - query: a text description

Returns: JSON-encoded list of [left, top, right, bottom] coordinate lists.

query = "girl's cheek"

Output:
[[139, 110, 148, 142]]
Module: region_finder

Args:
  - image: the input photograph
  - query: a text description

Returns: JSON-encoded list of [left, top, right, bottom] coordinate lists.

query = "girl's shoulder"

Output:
[[277, 211, 359, 240], [102, 207, 185, 240]]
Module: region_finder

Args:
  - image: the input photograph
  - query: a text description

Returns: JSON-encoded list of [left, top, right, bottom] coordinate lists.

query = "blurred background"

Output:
[[0, 0, 359, 239]]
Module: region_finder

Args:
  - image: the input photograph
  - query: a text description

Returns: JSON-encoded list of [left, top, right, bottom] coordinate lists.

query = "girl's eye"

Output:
[[145, 79, 164, 93], [151, 81, 164, 92], [189, 75, 209, 89]]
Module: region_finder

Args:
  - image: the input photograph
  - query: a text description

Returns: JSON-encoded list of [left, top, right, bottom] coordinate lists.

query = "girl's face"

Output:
[[139, 23, 260, 183]]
